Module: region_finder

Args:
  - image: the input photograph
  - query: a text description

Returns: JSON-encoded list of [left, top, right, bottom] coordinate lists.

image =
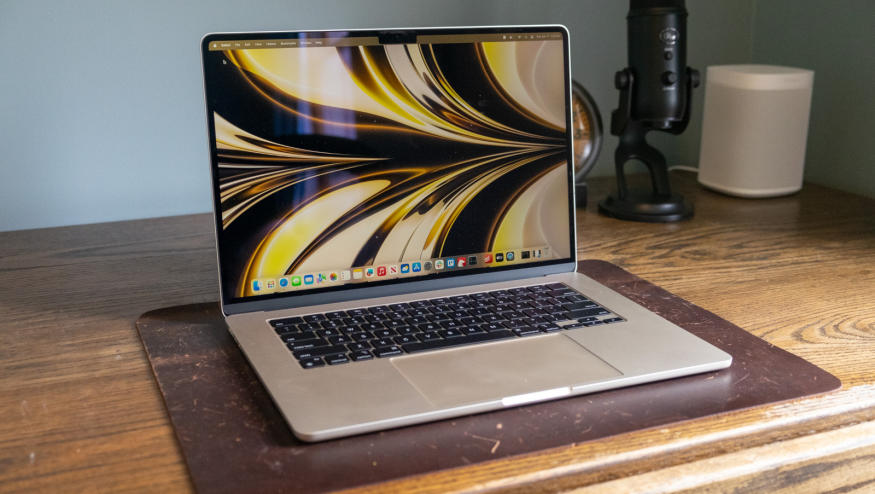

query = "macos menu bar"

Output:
[[207, 32, 561, 51]]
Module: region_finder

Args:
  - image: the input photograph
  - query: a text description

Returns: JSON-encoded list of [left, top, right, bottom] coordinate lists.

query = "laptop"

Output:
[[201, 25, 731, 442]]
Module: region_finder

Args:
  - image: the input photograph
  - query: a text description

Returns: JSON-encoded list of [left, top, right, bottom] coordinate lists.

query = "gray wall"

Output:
[[751, 0, 875, 200], [8, 0, 859, 232]]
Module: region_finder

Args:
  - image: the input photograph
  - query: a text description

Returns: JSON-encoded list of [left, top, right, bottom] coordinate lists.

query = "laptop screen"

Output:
[[202, 27, 574, 304]]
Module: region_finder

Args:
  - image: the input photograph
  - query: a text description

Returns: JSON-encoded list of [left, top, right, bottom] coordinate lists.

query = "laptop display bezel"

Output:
[[200, 25, 579, 316]]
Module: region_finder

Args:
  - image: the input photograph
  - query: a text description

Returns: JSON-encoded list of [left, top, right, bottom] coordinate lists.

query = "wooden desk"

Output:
[[1, 173, 873, 492]]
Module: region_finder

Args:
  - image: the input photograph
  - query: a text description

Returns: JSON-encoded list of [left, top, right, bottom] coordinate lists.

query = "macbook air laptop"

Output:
[[201, 25, 731, 442]]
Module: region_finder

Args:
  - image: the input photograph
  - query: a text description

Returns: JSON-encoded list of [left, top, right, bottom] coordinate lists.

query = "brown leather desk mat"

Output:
[[136, 260, 840, 493]]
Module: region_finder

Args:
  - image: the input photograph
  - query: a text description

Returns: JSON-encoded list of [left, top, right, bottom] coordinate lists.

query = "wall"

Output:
[[1, 0, 755, 231], [751, 0, 875, 199]]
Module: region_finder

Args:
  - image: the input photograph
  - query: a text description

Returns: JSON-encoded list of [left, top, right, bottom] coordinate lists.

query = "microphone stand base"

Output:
[[598, 193, 693, 223]]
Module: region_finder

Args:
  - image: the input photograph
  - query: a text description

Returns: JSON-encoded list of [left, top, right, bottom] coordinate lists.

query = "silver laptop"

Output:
[[201, 25, 731, 442]]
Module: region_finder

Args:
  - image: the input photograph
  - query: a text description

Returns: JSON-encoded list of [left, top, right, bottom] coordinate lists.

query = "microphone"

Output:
[[599, 0, 700, 222]]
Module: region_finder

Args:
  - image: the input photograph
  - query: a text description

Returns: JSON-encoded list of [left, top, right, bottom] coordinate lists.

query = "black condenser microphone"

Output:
[[599, 0, 700, 222], [626, 0, 690, 128]]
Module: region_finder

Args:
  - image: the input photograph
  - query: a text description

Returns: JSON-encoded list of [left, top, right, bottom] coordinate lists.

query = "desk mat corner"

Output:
[[136, 260, 840, 493]]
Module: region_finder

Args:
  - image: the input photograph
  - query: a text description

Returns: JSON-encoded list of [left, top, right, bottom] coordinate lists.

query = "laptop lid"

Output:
[[201, 26, 577, 315]]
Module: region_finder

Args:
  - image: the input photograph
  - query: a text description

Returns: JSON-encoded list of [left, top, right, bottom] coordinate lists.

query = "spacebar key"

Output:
[[402, 330, 515, 354]]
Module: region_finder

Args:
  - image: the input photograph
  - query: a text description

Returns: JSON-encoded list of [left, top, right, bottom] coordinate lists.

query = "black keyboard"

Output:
[[269, 282, 624, 369]]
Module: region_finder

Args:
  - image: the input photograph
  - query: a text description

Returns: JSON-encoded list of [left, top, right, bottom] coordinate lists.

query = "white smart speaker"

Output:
[[697, 65, 814, 198]]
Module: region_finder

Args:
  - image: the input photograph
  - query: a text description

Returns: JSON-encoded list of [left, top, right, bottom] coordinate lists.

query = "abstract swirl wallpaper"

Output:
[[204, 34, 573, 299]]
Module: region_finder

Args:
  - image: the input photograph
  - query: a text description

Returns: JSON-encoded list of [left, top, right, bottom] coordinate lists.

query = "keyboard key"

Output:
[[405, 316, 430, 326], [561, 322, 587, 330], [395, 326, 417, 336], [325, 353, 350, 365], [274, 326, 298, 336], [513, 327, 542, 337], [292, 344, 347, 360], [350, 350, 374, 361], [402, 330, 514, 354], [280, 331, 316, 342], [479, 314, 505, 323], [421, 331, 442, 341], [303, 314, 327, 323], [536, 322, 561, 332], [328, 335, 352, 345], [439, 328, 464, 339], [346, 342, 369, 352], [270, 316, 303, 327], [602, 317, 625, 324], [415, 322, 441, 332], [502, 319, 528, 329], [482, 322, 505, 332], [565, 307, 610, 319], [365, 313, 390, 323], [296, 322, 322, 332], [319, 328, 341, 337], [374, 345, 403, 358], [373, 329, 396, 338], [563, 302, 598, 312], [546, 290, 574, 299], [299, 357, 324, 369], [372, 338, 395, 348], [462, 325, 486, 335], [320, 319, 341, 328], [394, 335, 416, 345], [288, 338, 329, 351]]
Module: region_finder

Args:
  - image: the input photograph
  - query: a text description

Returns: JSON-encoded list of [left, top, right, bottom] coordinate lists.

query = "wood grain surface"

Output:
[[1, 172, 873, 493]]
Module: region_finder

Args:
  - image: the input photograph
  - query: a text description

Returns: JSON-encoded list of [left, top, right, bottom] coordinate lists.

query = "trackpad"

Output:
[[391, 335, 622, 408]]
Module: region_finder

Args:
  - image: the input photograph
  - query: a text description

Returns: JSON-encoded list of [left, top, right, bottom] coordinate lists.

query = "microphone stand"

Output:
[[599, 67, 699, 222], [599, 0, 700, 223]]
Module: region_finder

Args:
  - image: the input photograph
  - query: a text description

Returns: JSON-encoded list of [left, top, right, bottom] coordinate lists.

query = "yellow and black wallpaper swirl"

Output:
[[206, 37, 572, 298]]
